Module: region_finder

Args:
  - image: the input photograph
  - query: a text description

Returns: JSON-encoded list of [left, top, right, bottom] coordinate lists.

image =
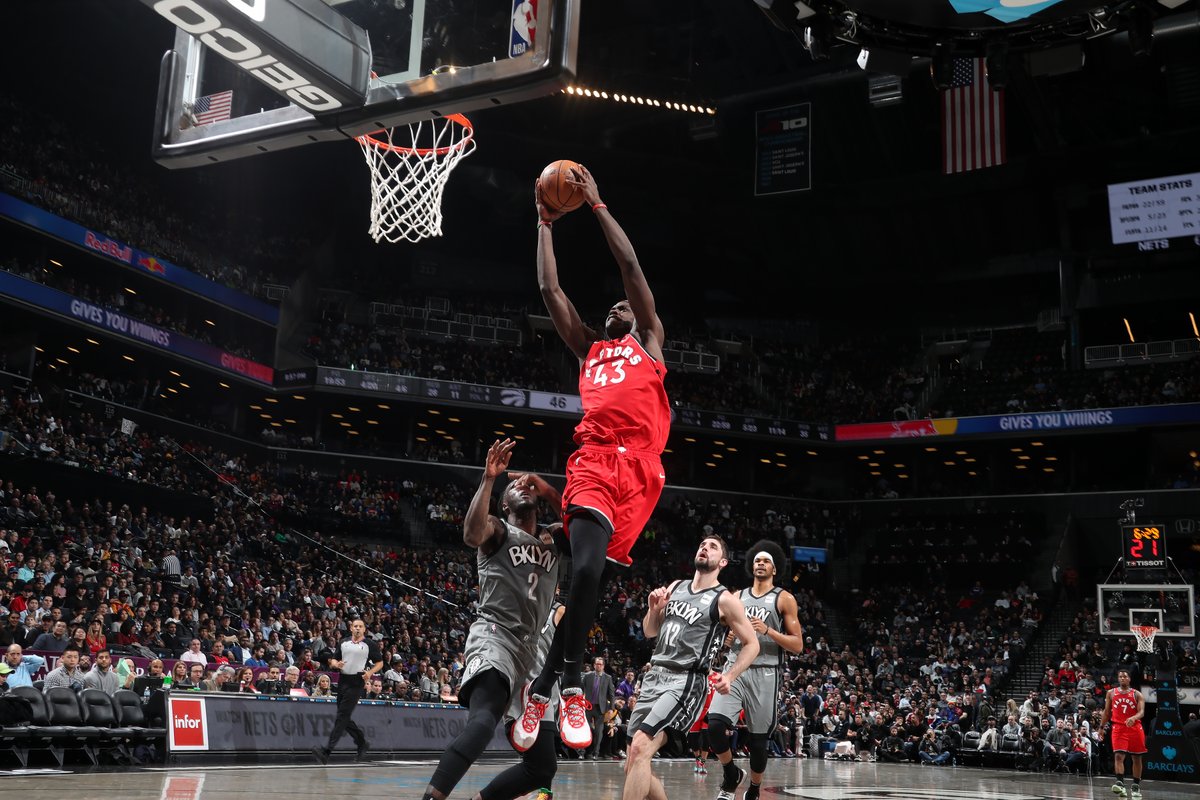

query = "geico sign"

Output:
[[152, 0, 342, 113]]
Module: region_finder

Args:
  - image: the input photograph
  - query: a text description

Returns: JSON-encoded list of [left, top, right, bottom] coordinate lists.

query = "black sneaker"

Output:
[[745, 784, 761, 800], [716, 766, 745, 800], [311, 746, 330, 765], [356, 744, 371, 762]]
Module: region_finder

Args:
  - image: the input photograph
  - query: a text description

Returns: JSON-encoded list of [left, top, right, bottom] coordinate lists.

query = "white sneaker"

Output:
[[1111, 783, 1127, 797], [1130, 786, 1142, 799], [510, 682, 550, 753], [716, 766, 745, 800], [559, 688, 593, 749]]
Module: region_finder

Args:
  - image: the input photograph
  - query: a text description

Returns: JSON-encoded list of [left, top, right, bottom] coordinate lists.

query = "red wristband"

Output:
[[592, 203, 607, 212]]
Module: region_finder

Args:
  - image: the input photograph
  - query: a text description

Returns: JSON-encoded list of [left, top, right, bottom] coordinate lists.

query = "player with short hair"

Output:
[[1099, 667, 1147, 798], [622, 536, 760, 800], [706, 540, 805, 800], [515, 166, 670, 751], [420, 440, 562, 800]]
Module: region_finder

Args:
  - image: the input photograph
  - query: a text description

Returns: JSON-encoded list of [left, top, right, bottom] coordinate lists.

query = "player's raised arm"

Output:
[[569, 165, 664, 360], [536, 182, 595, 360], [642, 581, 677, 638], [464, 439, 516, 554]]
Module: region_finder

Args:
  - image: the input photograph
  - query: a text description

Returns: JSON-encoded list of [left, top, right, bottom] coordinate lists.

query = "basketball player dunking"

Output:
[[515, 166, 670, 751], [420, 440, 562, 800], [623, 536, 759, 800], [1100, 667, 1147, 798], [706, 540, 805, 800]]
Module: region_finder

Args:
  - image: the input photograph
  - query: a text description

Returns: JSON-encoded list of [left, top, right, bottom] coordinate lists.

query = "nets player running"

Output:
[[517, 165, 670, 751], [623, 536, 760, 800], [420, 440, 562, 800], [707, 540, 805, 800], [1100, 667, 1147, 799]]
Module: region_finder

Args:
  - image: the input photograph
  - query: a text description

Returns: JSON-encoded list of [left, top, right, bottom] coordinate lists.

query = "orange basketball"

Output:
[[538, 159, 586, 214]]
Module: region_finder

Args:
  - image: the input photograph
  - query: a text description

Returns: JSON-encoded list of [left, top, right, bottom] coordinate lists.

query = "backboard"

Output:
[[150, 0, 578, 167], [1097, 583, 1196, 639]]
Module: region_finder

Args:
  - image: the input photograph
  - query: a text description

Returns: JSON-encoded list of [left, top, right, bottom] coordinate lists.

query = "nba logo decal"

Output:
[[510, 0, 537, 57], [168, 696, 209, 751], [464, 654, 484, 680]]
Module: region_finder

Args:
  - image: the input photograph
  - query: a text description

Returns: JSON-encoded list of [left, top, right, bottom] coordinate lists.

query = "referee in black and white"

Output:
[[312, 619, 382, 763]]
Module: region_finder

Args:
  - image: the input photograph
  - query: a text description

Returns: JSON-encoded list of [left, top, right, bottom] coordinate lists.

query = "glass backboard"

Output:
[[151, 0, 577, 167], [1097, 583, 1196, 639]]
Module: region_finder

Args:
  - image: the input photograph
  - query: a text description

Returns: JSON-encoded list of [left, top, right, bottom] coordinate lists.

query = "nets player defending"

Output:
[[707, 540, 805, 800], [623, 536, 760, 800], [516, 165, 670, 751], [420, 439, 562, 800], [1099, 667, 1147, 798]]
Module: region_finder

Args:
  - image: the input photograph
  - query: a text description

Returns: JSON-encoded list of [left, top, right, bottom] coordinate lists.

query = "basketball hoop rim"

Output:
[[356, 114, 474, 157]]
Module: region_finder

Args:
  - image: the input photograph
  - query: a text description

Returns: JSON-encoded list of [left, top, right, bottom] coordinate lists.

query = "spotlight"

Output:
[[985, 41, 1009, 89]]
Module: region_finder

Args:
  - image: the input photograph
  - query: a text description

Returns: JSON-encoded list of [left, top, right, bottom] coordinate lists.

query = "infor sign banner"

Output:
[[755, 103, 811, 195]]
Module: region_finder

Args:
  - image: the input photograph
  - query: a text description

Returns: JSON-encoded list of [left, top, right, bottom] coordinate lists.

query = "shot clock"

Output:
[[1121, 523, 1167, 569]]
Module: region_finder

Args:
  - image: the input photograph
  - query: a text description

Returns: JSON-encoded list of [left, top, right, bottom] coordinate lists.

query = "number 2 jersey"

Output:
[[575, 333, 670, 453]]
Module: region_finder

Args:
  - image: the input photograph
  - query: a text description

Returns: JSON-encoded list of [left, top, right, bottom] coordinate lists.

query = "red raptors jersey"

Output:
[[574, 334, 670, 452], [1111, 688, 1139, 725]]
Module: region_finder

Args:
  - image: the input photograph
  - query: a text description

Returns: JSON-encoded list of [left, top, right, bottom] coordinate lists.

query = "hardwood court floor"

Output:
[[2, 756, 1196, 799]]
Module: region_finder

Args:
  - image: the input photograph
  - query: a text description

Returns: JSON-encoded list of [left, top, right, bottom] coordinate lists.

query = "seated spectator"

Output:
[[978, 717, 1000, 750], [232, 666, 259, 693], [311, 673, 333, 698], [42, 644, 85, 692], [169, 661, 191, 687], [179, 638, 207, 666], [200, 664, 235, 692], [85, 620, 108, 655], [3, 644, 44, 689], [188, 663, 207, 687], [30, 620, 70, 653], [283, 666, 307, 696], [255, 665, 285, 695], [245, 646, 269, 668], [83, 649, 135, 696]]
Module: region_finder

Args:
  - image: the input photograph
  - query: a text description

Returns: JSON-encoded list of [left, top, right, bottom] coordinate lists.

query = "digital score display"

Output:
[[1122, 523, 1167, 569]]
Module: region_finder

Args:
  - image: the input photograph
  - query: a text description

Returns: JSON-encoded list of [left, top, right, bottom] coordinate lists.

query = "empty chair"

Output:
[[112, 689, 167, 741], [44, 687, 101, 765], [1, 688, 50, 767], [78, 688, 134, 761]]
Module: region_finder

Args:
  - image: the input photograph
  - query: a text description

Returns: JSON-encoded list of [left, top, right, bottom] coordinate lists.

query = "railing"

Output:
[[1084, 337, 1200, 366]]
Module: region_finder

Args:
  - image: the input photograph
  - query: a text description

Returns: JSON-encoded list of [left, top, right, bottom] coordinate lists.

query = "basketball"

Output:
[[538, 159, 586, 214]]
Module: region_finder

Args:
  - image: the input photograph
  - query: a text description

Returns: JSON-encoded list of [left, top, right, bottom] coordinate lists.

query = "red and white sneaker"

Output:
[[559, 688, 593, 749], [511, 683, 551, 753]]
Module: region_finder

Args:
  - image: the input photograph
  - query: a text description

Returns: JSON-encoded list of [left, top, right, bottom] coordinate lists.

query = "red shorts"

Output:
[[562, 444, 666, 566], [1111, 722, 1147, 754], [689, 688, 716, 734]]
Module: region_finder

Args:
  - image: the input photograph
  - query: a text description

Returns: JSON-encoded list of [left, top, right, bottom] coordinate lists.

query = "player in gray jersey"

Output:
[[707, 539, 805, 800], [421, 440, 563, 800], [622, 535, 760, 800]]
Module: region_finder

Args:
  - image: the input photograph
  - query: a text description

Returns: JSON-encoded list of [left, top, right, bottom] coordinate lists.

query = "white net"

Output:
[[1131, 625, 1158, 653], [356, 114, 476, 243]]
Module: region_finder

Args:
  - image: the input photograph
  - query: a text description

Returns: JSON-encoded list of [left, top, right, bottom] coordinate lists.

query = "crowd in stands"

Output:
[[0, 93, 294, 303], [934, 329, 1200, 419], [865, 514, 1039, 589], [2, 259, 264, 361], [304, 321, 562, 392]]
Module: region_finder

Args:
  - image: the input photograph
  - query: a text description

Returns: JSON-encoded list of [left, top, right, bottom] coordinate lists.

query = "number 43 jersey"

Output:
[[575, 334, 670, 453]]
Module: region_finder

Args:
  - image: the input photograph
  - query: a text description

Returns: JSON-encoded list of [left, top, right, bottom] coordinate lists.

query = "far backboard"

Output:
[[151, 0, 578, 167], [1098, 583, 1196, 639]]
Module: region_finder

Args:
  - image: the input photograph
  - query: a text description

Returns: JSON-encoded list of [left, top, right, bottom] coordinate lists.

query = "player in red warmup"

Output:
[[512, 165, 670, 752], [1099, 667, 1147, 798]]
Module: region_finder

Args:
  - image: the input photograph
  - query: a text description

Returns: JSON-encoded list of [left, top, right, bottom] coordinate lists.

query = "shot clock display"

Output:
[[1121, 523, 1167, 569]]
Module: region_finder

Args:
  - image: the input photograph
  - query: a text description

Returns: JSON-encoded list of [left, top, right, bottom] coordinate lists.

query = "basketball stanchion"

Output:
[[356, 114, 476, 243]]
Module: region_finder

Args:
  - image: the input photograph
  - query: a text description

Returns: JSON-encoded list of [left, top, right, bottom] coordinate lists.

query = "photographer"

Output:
[[877, 725, 906, 763], [917, 728, 951, 766]]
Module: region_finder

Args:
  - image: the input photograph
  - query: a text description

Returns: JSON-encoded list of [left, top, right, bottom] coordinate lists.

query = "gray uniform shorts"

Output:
[[628, 665, 711, 738], [459, 619, 533, 707], [707, 665, 780, 735]]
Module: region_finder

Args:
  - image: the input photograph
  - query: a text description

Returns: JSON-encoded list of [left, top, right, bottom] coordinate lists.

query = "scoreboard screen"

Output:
[[1121, 523, 1167, 569], [1107, 171, 1200, 247]]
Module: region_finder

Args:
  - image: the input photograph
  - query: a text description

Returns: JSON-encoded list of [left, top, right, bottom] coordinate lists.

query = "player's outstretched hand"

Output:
[[534, 180, 564, 223], [566, 164, 602, 207], [485, 439, 516, 479], [507, 471, 554, 499]]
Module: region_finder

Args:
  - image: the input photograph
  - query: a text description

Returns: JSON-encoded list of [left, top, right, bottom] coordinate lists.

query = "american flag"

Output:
[[193, 90, 233, 125], [941, 58, 1005, 174]]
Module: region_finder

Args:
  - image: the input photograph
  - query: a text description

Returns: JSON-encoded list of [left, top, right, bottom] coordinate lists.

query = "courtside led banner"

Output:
[[0, 192, 279, 325], [0, 271, 274, 385], [836, 403, 1200, 441]]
